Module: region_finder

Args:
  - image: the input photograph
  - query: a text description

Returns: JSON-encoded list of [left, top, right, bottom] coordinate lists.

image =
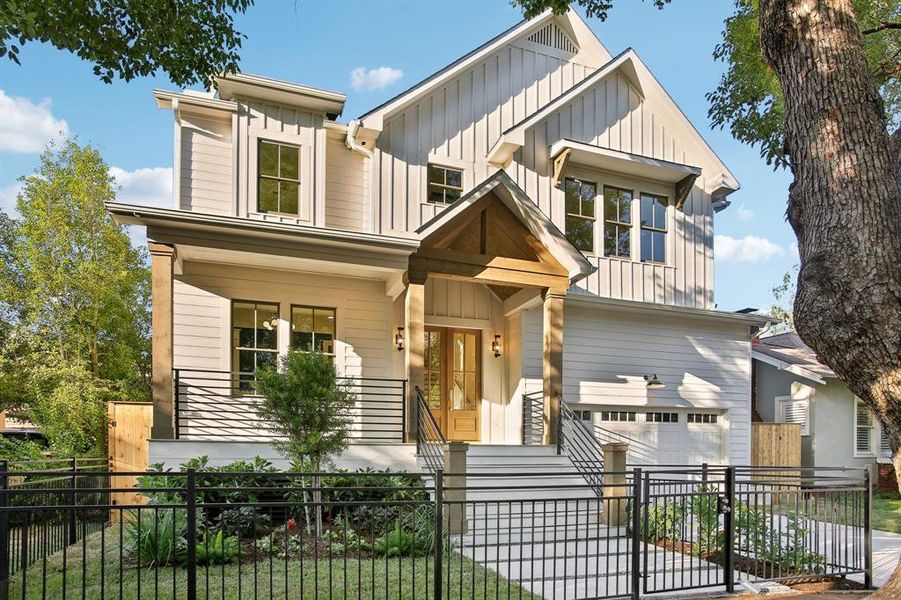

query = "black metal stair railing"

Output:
[[414, 387, 446, 477], [558, 400, 605, 496], [520, 390, 545, 445]]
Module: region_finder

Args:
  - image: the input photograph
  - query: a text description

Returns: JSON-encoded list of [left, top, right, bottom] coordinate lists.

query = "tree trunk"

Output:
[[759, 0, 901, 595]]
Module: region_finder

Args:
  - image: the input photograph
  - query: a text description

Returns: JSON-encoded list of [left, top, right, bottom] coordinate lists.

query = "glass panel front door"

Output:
[[424, 327, 481, 442]]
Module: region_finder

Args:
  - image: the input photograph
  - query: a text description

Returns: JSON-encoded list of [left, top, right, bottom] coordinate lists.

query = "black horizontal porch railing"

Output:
[[173, 369, 406, 443], [521, 390, 544, 445]]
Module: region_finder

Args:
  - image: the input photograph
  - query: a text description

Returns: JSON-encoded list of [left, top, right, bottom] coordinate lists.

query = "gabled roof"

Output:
[[752, 332, 836, 384], [487, 48, 739, 195], [417, 170, 595, 283], [358, 10, 611, 132]]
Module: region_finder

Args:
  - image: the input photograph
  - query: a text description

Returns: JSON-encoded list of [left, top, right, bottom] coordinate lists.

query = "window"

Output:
[[779, 396, 810, 436], [880, 429, 892, 457], [600, 411, 636, 422], [640, 193, 667, 263], [603, 187, 632, 258], [232, 301, 279, 389], [427, 164, 463, 204], [855, 399, 876, 456], [573, 410, 592, 422], [687, 413, 718, 424], [564, 178, 597, 253], [291, 305, 336, 356], [646, 412, 678, 423], [258, 140, 300, 214]]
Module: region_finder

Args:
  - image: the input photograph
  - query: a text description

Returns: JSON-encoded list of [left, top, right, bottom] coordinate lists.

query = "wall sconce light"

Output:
[[491, 334, 502, 358], [644, 374, 665, 389], [395, 326, 405, 352]]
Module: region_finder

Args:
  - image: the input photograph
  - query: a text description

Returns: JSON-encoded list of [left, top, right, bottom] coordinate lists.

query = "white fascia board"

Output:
[[153, 90, 238, 115], [358, 10, 557, 132], [751, 350, 827, 385], [105, 202, 418, 255], [215, 73, 346, 115], [566, 293, 772, 327]]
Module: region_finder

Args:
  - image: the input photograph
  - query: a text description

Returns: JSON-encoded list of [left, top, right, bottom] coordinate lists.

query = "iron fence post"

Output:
[[434, 468, 444, 600], [68, 458, 77, 545], [864, 465, 873, 589], [723, 466, 735, 593], [186, 468, 197, 600], [641, 472, 650, 595], [0, 460, 9, 600], [630, 467, 642, 600]]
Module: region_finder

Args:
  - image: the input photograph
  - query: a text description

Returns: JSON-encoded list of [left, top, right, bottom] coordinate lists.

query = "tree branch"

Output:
[[862, 21, 901, 35]]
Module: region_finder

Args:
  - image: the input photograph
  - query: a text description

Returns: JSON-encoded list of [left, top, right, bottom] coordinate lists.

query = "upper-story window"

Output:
[[428, 164, 464, 204], [258, 140, 300, 215], [564, 178, 596, 253], [603, 187, 632, 258], [640, 193, 668, 263]]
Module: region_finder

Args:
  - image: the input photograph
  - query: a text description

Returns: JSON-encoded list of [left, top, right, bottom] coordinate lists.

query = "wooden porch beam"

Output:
[[415, 247, 569, 277], [409, 256, 569, 290]]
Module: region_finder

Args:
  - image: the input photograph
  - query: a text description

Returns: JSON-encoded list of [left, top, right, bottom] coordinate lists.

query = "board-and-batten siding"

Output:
[[508, 72, 714, 309], [520, 305, 751, 464], [235, 100, 326, 226], [179, 114, 233, 215], [325, 136, 369, 231], [374, 43, 600, 233], [424, 279, 494, 321], [173, 262, 394, 379]]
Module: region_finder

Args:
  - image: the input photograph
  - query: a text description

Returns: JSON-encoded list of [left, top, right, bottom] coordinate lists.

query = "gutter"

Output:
[[565, 293, 772, 327]]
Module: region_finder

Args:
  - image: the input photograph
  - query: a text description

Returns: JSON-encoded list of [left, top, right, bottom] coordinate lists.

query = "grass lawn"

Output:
[[8, 523, 540, 600], [873, 490, 901, 533]]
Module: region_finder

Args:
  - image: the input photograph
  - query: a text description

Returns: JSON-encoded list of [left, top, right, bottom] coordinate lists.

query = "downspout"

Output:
[[345, 119, 372, 157]]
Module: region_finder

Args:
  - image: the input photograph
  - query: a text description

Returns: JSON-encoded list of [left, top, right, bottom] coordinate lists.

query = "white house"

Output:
[[109, 9, 767, 470]]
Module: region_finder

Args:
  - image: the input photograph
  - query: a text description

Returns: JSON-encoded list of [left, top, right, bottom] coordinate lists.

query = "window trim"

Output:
[[687, 413, 719, 424], [602, 185, 634, 260], [256, 139, 301, 217], [854, 398, 877, 458], [289, 304, 337, 357], [639, 192, 669, 264], [599, 410, 637, 422], [645, 411, 679, 424], [427, 163, 465, 205], [230, 300, 281, 392], [564, 177, 598, 255]]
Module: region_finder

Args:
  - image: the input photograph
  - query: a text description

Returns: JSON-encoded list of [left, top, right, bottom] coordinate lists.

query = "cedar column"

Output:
[[404, 271, 427, 442], [149, 242, 177, 439], [542, 288, 565, 446]]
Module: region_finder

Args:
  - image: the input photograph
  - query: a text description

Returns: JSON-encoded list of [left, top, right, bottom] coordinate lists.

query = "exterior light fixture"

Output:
[[491, 334, 502, 358], [644, 374, 665, 389], [395, 326, 405, 352]]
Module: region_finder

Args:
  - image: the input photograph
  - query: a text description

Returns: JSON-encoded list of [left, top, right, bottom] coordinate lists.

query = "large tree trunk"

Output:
[[759, 0, 901, 595]]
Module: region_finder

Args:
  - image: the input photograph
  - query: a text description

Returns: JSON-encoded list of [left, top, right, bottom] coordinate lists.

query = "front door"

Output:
[[423, 326, 481, 442]]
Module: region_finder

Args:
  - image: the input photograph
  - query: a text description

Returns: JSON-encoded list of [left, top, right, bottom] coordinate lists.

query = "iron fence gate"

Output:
[[0, 464, 872, 600]]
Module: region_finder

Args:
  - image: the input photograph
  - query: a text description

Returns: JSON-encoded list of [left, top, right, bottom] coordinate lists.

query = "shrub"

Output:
[[641, 501, 687, 542], [194, 530, 239, 565], [217, 506, 271, 538], [373, 522, 419, 557], [123, 506, 189, 567], [691, 484, 723, 556]]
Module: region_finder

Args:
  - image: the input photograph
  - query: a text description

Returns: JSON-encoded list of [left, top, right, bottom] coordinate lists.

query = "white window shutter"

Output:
[[780, 397, 810, 436], [855, 399, 875, 456]]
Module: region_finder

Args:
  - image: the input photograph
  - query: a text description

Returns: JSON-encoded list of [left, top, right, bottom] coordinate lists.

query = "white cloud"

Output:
[[715, 234, 785, 263], [0, 180, 23, 215], [736, 203, 754, 221], [0, 90, 69, 153], [349, 66, 404, 92], [109, 166, 172, 207]]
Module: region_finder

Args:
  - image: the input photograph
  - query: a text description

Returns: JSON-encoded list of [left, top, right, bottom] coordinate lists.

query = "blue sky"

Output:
[[0, 0, 796, 312]]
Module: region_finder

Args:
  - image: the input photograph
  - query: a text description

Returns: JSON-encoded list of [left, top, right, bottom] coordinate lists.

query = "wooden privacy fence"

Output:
[[107, 402, 152, 508], [752, 422, 802, 467]]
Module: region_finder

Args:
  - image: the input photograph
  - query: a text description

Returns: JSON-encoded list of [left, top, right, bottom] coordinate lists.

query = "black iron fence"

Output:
[[174, 370, 407, 443], [0, 465, 873, 599]]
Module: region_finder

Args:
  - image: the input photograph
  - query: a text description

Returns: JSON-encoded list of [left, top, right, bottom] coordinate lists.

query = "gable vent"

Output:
[[526, 23, 578, 54]]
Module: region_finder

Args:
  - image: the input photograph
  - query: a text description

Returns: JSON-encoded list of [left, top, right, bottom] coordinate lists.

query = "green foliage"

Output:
[[0, 139, 151, 455], [137, 456, 280, 505], [254, 350, 357, 469], [0, 0, 253, 87], [123, 507, 190, 567], [217, 506, 271, 539], [373, 522, 419, 558], [641, 500, 686, 542], [514, 0, 669, 21], [194, 530, 240, 566], [766, 266, 798, 333], [691, 485, 724, 556], [0, 437, 45, 463], [734, 501, 826, 574]]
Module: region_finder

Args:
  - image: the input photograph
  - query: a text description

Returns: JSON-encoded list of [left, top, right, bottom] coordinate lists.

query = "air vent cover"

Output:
[[526, 23, 578, 54]]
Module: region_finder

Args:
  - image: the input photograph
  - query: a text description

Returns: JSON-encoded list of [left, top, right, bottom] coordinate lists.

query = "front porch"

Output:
[[146, 172, 594, 452]]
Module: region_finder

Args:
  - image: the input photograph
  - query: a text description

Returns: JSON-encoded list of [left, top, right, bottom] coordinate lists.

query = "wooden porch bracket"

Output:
[[674, 173, 699, 209], [149, 242, 177, 439]]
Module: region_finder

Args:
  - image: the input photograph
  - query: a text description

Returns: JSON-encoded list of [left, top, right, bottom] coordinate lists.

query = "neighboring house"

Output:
[[753, 332, 893, 472], [108, 9, 767, 470]]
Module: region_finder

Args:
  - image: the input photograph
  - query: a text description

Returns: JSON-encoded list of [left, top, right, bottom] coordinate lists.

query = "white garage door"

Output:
[[588, 408, 725, 466]]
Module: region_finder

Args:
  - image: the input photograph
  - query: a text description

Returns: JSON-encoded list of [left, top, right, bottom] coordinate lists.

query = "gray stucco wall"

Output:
[[754, 360, 878, 471]]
